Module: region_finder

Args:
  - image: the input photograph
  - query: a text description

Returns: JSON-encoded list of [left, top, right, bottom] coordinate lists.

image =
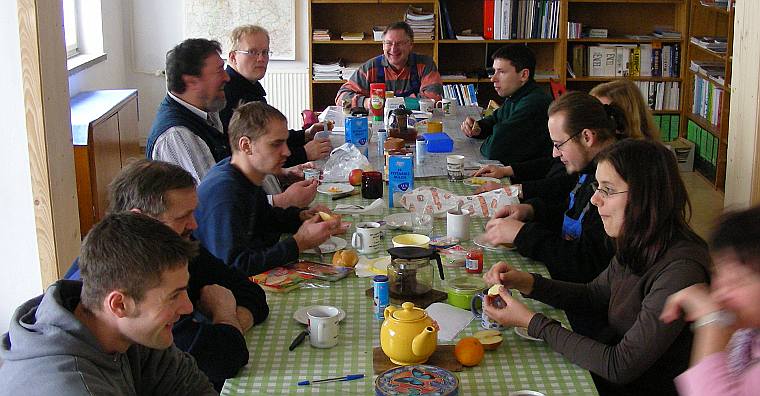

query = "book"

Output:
[[651, 41, 662, 77], [439, 0, 455, 39], [484, 0, 495, 39], [639, 43, 653, 77]]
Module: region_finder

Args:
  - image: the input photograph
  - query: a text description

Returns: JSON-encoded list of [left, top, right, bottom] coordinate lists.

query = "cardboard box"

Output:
[[665, 137, 695, 172]]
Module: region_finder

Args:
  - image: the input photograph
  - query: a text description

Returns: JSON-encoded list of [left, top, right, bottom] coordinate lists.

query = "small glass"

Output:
[[361, 171, 383, 199]]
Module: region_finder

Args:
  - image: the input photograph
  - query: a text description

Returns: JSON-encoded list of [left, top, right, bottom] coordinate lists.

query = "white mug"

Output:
[[351, 222, 383, 254], [307, 306, 340, 348], [419, 98, 435, 112], [447, 208, 471, 241], [435, 99, 453, 115], [446, 154, 465, 181]]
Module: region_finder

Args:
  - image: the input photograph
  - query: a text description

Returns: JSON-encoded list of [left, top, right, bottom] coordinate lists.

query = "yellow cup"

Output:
[[392, 234, 431, 248], [426, 121, 443, 133]]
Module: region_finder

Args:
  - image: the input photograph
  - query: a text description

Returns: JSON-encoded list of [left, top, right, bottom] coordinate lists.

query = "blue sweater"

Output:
[[194, 158, 303, 276]]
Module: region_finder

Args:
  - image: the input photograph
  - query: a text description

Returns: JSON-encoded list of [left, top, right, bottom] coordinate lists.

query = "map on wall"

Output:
[[184, 0, 295, 60]]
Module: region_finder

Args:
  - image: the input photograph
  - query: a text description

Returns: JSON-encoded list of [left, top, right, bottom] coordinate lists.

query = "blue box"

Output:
[[345, 115, 369, 157], [422, 132, 454, 153], [388, 155, 414, 208]]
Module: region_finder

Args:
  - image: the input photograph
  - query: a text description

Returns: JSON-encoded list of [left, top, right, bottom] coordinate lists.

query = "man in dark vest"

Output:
[[147, 38, 230, 183]]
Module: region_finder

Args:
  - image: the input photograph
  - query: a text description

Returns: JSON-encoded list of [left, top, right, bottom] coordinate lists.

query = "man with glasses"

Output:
[[461, 45, 553, 166], [222, 25, 332, 168], [336, 21, 443, 108]]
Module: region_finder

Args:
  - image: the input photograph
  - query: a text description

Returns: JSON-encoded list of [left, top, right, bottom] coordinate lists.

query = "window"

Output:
[[63, 0, 78, 58]]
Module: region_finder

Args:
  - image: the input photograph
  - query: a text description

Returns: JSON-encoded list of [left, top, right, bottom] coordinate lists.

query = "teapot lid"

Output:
[[392, 105, 413, 116], [388, 246, 435, 260], [391, 302, 426, 321]]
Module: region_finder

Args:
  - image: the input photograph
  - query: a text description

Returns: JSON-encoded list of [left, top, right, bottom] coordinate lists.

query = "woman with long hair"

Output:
[[662, 206, 760, 395], [590, 79, 660, 140], [483, 139, 710, 395]]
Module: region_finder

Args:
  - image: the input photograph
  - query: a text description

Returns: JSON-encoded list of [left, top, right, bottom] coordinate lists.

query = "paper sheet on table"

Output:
[[333, 198, 385, 215], [399, 186, 520, 217], [425, 302, 474, 342], [354, 255, 390, 277]]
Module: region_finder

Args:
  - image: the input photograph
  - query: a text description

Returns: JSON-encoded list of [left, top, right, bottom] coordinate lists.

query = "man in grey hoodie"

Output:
[[0, 213, 217, 395]]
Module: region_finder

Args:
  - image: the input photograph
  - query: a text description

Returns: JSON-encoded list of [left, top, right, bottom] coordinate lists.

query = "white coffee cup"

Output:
[[435, 98, 453, 115], [351, 222, 383, 254], [307, 305, 340, 348], [419, 98, 435, 112], [446, 154, 465, 181], [447, 208, 471, 241]]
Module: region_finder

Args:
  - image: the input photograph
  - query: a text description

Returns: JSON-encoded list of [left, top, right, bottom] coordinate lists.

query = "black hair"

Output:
[[165, 38, 222, 93], [491, 45, 537, 80]]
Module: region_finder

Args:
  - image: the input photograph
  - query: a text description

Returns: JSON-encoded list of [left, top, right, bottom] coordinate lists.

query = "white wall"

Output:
[[0, 5, 44, 334]]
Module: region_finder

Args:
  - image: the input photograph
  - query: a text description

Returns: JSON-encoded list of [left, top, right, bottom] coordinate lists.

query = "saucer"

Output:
[[304, 236, 347, 254], [293, 305, 346, 325], [473, 234, 515, 251], [317, 183, 354, 195], [514, 326, 543, 342]]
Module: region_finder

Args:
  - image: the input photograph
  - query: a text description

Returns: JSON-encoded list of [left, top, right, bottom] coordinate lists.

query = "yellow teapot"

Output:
[[380, 302, 438, 365]]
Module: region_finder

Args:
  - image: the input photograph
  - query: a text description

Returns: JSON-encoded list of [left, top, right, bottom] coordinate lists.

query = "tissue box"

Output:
[[423, 133, 454, 153]]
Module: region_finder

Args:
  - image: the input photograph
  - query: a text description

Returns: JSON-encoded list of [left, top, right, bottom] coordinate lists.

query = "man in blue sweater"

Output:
[[63, 159, 268, 391], [194, 102, 346, 276]]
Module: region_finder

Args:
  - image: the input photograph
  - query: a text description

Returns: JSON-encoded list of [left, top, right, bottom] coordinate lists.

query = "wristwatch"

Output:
[[691, 310, 735, 330]]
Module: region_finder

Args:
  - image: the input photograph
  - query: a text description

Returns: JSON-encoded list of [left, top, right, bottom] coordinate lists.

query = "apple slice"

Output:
[[488, 284, 503, 296], [474, 329, 504, 351], [317, 211, 333, 221]]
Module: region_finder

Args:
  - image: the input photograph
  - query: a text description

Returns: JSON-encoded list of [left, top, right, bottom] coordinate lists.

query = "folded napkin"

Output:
[[334, 198, 385, 215], [425, 302, 474, 342]]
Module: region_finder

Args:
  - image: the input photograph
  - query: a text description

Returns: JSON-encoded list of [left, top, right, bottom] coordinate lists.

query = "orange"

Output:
[[454, 337, 485, 367]]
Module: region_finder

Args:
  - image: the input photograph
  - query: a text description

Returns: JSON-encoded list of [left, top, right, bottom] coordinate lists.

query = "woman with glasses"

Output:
[[661, 206, 760, 396], [483, 139, 710, 396]]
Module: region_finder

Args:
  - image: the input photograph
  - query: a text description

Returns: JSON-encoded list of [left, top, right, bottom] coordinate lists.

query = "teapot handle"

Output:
[[432, 252, 444, 281]]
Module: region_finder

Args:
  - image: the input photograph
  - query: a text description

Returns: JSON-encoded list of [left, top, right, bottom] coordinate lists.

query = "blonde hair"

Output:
[[590, 80, 659, 141], [228, 25, 270, 52]]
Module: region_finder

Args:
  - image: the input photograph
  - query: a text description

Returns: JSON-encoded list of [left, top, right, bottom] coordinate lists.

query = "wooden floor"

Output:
[[682, 171, 725, 240]]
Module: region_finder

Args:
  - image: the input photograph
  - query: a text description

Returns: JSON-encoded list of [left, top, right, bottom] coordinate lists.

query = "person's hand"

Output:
[[299, 204, 334, 221], [304, 122, 333, 141], [483, 261, 534, 294], [236, 306, 254, 332], [280, 162, 315, 180], [461, 117, 481, 137], [475, 181, 503, 194], [198, 284, 242, 333], [272, 179, 318, 208], [661, 283, 721, 324], [492, 203, 534, 221], [293, 215, 344, 251], [483, 217, 524, 245], [483, 286, 536, 328], [473, 165, 512, 179], [304, 138, 332, 161]]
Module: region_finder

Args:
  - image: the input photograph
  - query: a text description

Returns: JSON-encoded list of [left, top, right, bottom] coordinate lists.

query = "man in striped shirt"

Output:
[[335, 21, 443, 108]]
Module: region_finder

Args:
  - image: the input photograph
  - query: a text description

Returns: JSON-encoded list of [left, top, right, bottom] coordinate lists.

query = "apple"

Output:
[[349, 169, 363, 186]]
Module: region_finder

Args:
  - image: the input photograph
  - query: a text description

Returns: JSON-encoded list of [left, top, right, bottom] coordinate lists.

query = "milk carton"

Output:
[[388, 154, 414, 208], [344, 115, 369, 158]]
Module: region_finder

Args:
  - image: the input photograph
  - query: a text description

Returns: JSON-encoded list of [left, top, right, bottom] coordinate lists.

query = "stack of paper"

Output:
[[341, 62, 362, 81], [405, 6, 435, 41], [312, 29, 332, 41], [313, 60, 343, 81], [340, 32, 364, 41]]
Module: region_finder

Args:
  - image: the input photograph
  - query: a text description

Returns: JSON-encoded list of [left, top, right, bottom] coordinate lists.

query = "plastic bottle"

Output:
[[373, 275, 389, 320]]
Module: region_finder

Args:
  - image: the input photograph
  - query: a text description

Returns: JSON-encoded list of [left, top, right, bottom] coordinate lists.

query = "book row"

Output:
[[570, 43, 681, 78], [482, 0, 560, 40], [692, 75, 725, 129], [636, 81, 681, 112], [443, 84, 479, 107]]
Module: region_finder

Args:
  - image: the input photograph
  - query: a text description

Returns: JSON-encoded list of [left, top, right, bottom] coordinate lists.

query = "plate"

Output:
[[384, 213, 413, 230], [412, 110, 432, 119], [514, 326, 543, 342], [317, 183, 354, 195], [463, 176, 501, 187], [473, 234, 515, 251], [304, 236, 347, 254], [293, 305, 346, 325]]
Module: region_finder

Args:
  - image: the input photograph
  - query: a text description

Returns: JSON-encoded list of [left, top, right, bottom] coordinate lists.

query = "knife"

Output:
[[331, 189, 360, 200], [289, 329, 309, 351]]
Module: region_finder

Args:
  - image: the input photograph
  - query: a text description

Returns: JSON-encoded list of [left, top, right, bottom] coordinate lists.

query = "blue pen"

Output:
[[297, 373, 364, 386]]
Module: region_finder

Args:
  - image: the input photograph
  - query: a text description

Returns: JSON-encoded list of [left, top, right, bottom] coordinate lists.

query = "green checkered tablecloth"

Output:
[[222, 177, 599, 395]]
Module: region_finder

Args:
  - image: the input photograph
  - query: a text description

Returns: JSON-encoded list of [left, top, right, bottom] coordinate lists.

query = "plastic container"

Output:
[[423, 133, 454, 153], [440, 246, 467, 267], [446, 276, 486, 310]]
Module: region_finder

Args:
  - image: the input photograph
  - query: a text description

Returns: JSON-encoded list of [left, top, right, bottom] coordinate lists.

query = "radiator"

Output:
[[260, 70, 310, 129]]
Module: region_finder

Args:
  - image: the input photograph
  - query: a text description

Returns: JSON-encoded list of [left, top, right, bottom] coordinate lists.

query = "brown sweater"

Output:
[[526, 238, 710, 396]]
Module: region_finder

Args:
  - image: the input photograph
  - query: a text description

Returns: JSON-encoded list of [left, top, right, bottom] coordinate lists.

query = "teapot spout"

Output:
[[411, 326, 437, 360]]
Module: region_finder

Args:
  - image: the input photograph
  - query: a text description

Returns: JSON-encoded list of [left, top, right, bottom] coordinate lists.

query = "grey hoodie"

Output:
[[0, 280, 217, 396]]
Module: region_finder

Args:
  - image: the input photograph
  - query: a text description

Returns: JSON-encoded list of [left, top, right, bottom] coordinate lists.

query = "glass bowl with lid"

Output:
[[446, 276, 486, 310]]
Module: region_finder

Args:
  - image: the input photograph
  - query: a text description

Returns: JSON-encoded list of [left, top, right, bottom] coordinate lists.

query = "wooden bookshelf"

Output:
[[680, 0, 734, 190], [308, 0, 688, 119]]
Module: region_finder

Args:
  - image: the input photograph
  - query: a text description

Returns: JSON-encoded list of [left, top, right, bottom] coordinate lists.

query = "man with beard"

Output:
[[147, 38, 232, 183]]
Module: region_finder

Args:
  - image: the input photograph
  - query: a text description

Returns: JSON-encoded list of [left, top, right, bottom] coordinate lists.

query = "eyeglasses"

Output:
[[382, 40, 410, 48], [591, 181, 628, 199], [553, 130, 582, 151], [235, 49, 272, 58]]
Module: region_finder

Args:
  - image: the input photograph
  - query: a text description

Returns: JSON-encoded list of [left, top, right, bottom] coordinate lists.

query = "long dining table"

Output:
[[221, 106, 599, 395]]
